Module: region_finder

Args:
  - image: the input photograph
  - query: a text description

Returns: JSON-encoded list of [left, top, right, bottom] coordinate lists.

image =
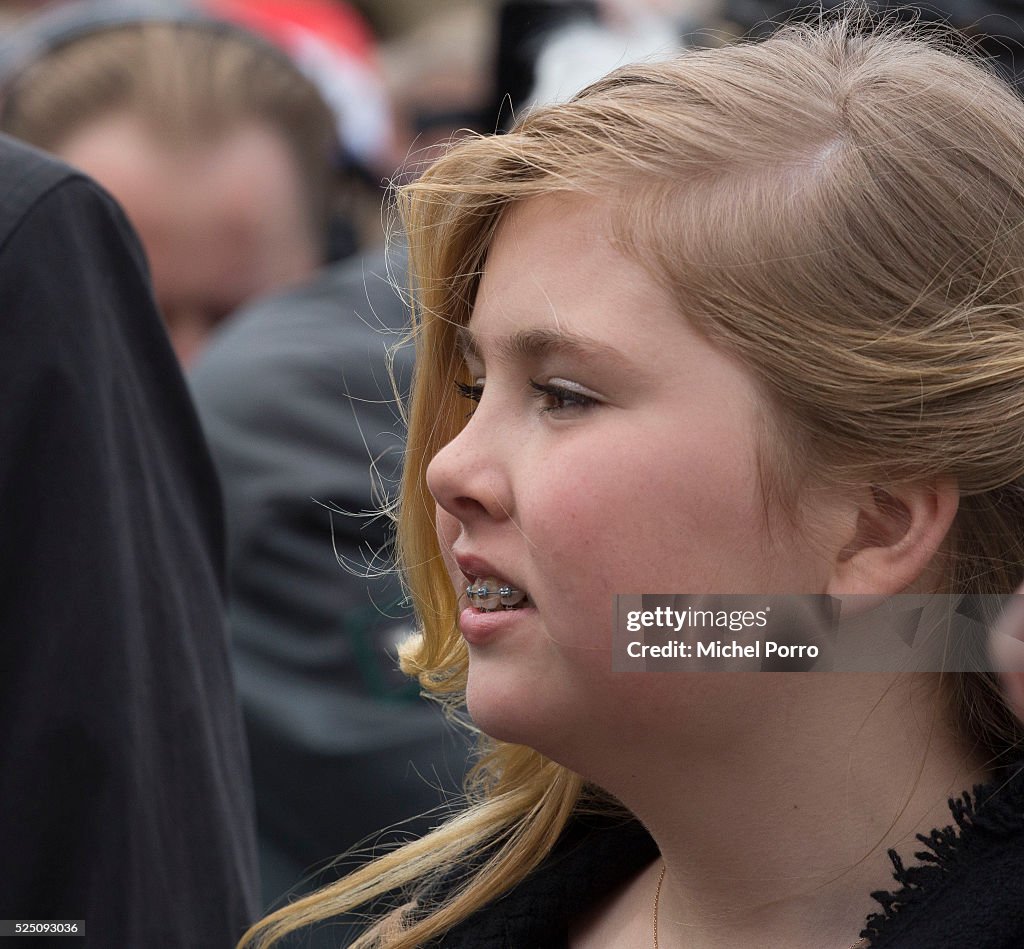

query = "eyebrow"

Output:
[[455, 326, 626, 366]]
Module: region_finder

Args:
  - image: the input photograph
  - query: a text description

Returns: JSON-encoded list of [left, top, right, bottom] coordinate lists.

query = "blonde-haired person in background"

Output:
[[242, 15, 1024, 949]]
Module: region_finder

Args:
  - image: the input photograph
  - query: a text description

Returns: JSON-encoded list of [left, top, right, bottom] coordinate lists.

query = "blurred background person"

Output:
[[376, 0, 498, 172], [0, 0, 379, 365]]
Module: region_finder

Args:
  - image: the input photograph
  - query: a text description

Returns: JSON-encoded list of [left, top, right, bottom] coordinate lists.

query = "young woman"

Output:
[[241, 16, 1024, 949]]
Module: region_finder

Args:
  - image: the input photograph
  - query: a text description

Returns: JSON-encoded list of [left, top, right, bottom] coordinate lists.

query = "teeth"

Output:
[[466, 576, 528, 612], [499, 585, 526, 608], [473, 583, 501, 610]]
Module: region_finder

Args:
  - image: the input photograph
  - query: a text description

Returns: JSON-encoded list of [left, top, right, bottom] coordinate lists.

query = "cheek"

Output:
[[524, 447, 765, 587], [435, 506, 460, 549], [434, 507, 463, 584]]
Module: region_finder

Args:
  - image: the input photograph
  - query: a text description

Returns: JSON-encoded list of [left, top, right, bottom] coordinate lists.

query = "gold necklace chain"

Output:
[[652, 862, 868, 949], [653, 862, 666, 949]]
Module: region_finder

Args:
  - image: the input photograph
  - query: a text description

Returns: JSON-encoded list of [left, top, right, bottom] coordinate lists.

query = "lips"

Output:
[[466, 577, 529, 611], [452, 550, 532, 613]]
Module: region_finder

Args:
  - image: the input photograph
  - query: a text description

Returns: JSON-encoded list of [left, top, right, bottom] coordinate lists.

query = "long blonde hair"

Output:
[[240, 16, 1024, 947]]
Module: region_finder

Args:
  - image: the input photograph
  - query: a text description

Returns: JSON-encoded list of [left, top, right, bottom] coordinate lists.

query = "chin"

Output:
[[465, 672, 566, 751]]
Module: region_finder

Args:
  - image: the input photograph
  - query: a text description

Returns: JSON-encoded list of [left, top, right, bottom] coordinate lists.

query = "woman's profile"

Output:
[[241, 14, 1024, 949]]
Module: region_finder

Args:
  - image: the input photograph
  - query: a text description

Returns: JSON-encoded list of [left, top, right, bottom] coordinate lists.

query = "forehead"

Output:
[[465, 195, 675, 350]]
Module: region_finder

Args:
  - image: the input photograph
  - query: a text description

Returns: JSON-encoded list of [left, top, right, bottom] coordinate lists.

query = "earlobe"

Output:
[[826, 480, 959, 597]]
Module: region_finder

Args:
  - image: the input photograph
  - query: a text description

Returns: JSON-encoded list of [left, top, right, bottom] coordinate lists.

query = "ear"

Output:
[[826, 480, 959, 597]]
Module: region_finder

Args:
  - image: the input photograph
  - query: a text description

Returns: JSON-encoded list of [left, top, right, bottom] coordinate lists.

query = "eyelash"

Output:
[[453, 380, 598, 414], [454, 381, 483, 402]]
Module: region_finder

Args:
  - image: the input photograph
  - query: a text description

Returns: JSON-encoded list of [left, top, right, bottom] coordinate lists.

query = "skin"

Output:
[[991, 596, 1024, 719], [427, 196, 988, 948], [57, 114, 321, 366], [428, 196, 854, 754]]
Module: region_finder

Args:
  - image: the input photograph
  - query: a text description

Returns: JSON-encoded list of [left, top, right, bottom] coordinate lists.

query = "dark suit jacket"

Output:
[[0, 135, 259, 947]]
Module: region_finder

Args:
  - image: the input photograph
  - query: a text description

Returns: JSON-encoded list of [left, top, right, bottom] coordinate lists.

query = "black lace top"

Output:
[[419, 762, 1024, 948]]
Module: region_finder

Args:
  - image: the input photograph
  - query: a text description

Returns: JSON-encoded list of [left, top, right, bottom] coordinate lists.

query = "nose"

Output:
[[426, 402, 515, 528]]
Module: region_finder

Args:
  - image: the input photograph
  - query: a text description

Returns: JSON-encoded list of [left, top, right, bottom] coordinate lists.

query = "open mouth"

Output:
[[466, 577, 530, 612]]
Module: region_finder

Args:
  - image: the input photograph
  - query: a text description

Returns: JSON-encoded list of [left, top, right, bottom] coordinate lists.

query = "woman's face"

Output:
[[426, 196, 854, 760]]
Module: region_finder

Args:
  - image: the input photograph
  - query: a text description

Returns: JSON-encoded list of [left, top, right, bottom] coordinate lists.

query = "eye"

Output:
[[529, 379, 599, 415], [454, 380, 484, 417], [454, 380, 483, 402]]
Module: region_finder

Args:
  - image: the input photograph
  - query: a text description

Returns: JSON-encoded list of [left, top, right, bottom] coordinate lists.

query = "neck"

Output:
[[585, 673, 987, 949]]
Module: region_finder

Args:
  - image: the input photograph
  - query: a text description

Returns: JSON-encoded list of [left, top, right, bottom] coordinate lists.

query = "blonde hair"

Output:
[[0, 20, 336, 244], [241, 16, 1024, 948]]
